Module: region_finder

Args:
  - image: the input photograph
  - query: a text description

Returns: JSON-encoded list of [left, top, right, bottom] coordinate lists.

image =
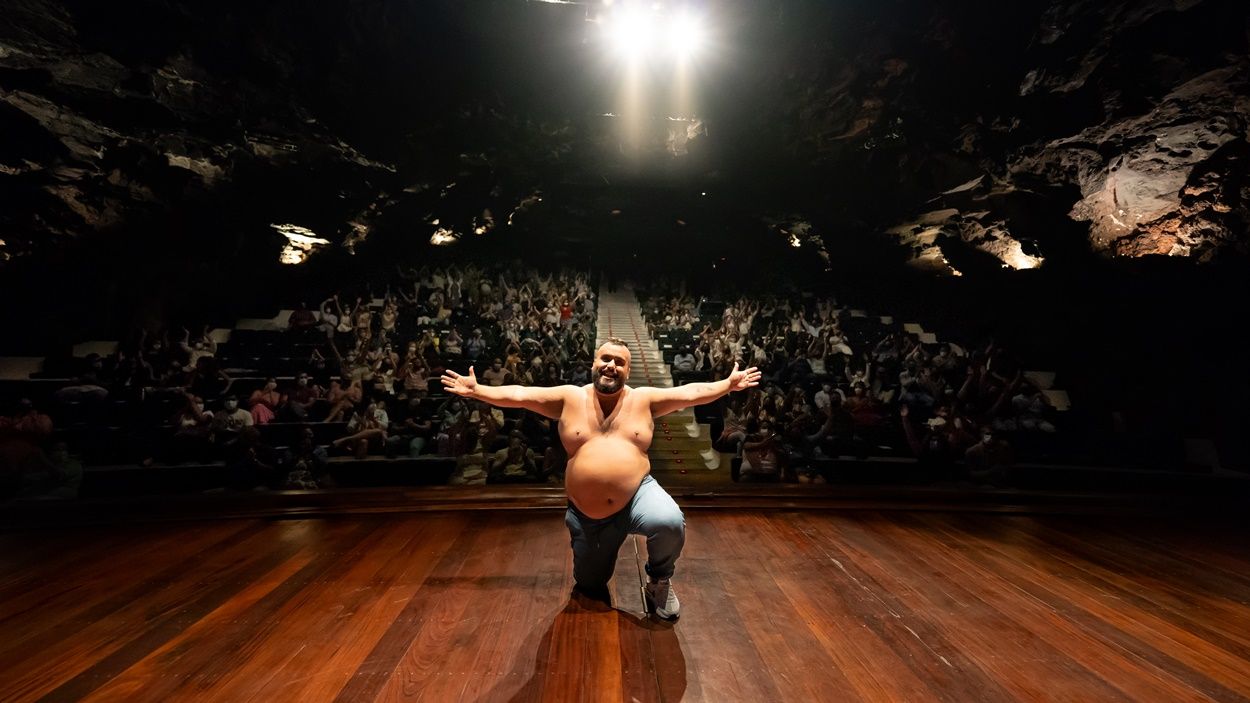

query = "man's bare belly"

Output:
[[565, 436, 650, 519]]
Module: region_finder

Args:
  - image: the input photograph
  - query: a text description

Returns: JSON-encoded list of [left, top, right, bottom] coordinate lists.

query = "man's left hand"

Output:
[[727, 362, 762, 392]]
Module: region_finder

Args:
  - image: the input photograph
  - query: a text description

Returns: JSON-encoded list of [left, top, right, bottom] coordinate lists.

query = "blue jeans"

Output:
[[564, 474, 686, 588]]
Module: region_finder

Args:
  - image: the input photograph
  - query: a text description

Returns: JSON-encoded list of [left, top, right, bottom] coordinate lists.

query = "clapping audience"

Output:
[[642, 278, 1061, 483], [13, 258, 1067, 497]]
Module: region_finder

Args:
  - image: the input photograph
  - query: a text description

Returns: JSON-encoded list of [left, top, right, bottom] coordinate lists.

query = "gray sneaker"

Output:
[[644, 578, 680, 620]]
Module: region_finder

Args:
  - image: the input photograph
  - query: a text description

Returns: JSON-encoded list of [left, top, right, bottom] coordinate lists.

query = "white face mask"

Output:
[[224, 400, 238, 411]]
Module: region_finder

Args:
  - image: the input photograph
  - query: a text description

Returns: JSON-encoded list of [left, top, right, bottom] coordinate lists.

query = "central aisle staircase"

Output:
[[595, 284, 727, 484]]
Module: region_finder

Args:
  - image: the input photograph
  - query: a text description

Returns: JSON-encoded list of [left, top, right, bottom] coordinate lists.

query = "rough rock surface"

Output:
[[0, 0, 1247, 269], [779, 0, 1250, 266], [0, 0, 395, 261], [1014, 64, 1249, 259]]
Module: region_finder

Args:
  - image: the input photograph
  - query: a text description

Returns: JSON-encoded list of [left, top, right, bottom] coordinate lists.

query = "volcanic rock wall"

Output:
[[777, 0, 1250, 266], [1, 0, 1247, 269]]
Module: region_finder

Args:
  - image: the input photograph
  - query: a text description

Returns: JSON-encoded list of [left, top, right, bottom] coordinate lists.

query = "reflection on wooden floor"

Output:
[[2, 509, 1249, 702]]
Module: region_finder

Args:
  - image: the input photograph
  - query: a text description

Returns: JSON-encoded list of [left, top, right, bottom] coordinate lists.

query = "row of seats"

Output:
[[83, 456, 460, 497], [52, 422, 351, 465]]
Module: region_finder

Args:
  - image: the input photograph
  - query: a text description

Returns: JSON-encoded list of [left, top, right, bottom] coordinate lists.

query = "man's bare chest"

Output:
[[559, 390, 653, 447]]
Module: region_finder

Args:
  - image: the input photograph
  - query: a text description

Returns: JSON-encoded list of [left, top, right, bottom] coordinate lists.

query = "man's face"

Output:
[[592, 343, 630, 395]]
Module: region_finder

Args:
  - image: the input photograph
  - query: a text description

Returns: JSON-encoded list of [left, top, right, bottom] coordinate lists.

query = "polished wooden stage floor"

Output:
[[2, 509, 1249, 702]]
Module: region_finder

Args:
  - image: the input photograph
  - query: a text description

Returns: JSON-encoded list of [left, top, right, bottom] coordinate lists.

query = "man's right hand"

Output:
[[441, 366, 479, 398]]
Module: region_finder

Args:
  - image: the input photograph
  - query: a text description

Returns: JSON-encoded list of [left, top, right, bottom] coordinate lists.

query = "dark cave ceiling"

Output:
[[0, 0, 1247, 272]]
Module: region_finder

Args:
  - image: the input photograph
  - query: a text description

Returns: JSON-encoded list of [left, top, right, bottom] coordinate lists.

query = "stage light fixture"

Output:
[[607, 6, 652, 59], [601, 4, 705, 62], [668, 11, 704, 59]]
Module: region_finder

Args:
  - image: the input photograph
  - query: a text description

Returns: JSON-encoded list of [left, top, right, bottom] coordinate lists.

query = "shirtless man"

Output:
[[442, 337, 760, 619]]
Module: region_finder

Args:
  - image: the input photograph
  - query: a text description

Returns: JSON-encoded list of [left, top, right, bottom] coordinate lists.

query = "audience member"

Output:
[[211, 394, 254, 443], [288, 303, 318, 332], [282, 427, 331, 489]]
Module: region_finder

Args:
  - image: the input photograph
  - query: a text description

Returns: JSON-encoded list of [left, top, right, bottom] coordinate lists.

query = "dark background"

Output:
[[1, 0, 1248, 468]]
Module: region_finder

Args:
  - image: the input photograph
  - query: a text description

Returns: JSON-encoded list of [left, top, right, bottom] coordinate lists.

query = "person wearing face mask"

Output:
[[177, 324, 218, 371], [435, 398, 467, 455], [169, 392, 215, 462], [283, 427, 331, 489], [280, 372, 322, 421], [187, 356, 232, 402], [211, 394, 253, 444], [333, 400, 387, 459], [324, 377, 363, 423], [448, 423, 492, 485], [964, 425, 1014, 485], [248, 378, 281, 425]]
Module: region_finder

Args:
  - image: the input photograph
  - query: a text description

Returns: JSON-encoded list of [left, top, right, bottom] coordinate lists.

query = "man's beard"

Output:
[[594, 371, 623, 394]]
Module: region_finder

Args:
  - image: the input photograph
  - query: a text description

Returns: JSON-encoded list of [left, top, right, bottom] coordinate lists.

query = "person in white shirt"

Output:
[[672, 350, 696, 373], [814, 383, 833, 413], [332, 400, 389, 457], [481, 359, 511, 386], [211, 395, 253, 442]]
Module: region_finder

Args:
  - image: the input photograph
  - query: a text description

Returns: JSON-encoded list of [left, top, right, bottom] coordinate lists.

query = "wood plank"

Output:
[[789, 512, 1017, 702], [38, 519, 378, 703], [930, 514, 1250, 701], [713, 548, 860, 698], [82, 516, 432, 702], [0, 521, 256, 630], [331, 517, 495, 702], [893, 513, 1218, 703], [254, 515, 476, 702], [667, 516, 786, 702], [1023, 519, 1250, 652], [1, 510, 1248, 703], [833, 513, 1134, 701], [466, 515, 577, 703], [0, 520, 298, 702]]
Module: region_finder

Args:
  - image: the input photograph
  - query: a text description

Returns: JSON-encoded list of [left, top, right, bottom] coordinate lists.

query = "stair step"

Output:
[[653, 422, 707, 440], [596, 284, 719, 470], [647, 449, 720, 469], [649, 454, 731, 476]]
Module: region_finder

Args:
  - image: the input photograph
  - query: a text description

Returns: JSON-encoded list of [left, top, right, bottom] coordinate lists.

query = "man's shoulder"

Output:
[[627, 385, 664, 400]]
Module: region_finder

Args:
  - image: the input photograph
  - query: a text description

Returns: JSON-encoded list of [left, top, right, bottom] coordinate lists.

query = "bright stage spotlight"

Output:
[[668, 11, 704, 59], [600, 4, 706, 62], [605, 6, 653, 60]]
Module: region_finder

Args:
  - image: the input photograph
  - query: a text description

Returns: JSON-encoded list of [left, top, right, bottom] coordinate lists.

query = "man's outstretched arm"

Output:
[[648, 362, 761, 418], [441, 366, 572, 419]]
